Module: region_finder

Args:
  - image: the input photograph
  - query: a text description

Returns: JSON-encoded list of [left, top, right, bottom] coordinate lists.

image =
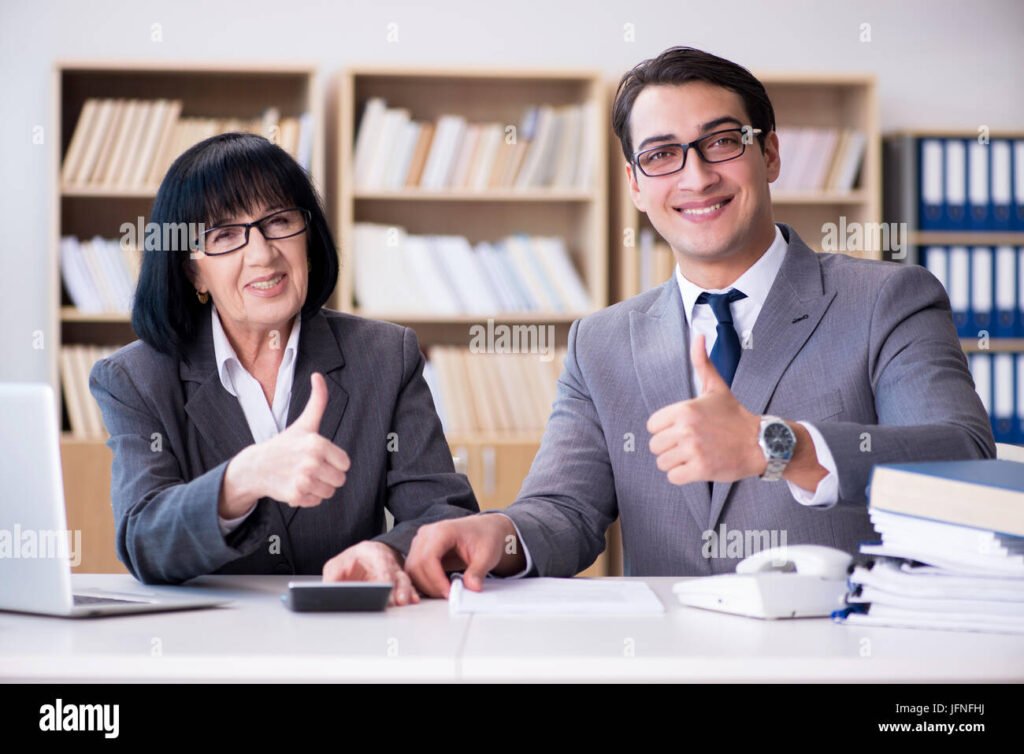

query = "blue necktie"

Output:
[[695, 288, 747, 389]]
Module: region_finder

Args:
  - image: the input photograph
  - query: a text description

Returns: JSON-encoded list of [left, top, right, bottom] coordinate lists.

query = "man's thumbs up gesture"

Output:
[[646, 334, 767, 485]]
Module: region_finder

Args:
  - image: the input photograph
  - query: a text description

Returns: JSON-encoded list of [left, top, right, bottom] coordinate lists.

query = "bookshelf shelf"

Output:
[[354, 310, 585, 324], [960, 339, 1024, 353], [352, 189, 594, 202], [60, 307, 131, 323], [335, 66, 608, 319], [910, 232, 1024, 246]]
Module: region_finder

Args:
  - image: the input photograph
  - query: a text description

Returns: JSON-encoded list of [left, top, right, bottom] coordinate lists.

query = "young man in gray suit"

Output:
[[405, 46, 995, 597]]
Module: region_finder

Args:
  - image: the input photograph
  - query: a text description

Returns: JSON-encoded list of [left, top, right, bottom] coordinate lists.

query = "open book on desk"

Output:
[[448, 576, 665, 616]]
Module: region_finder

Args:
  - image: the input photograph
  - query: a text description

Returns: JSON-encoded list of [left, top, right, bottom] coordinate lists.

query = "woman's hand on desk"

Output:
[[219, 372, 351, 517], [322, 541, 420, 607]]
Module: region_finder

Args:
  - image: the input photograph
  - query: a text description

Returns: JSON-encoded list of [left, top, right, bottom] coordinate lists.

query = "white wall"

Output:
[[2, 0, 1022, 381]]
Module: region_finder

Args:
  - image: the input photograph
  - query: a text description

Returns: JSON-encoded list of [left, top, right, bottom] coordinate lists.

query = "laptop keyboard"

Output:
[[73, 594, 148, 606]]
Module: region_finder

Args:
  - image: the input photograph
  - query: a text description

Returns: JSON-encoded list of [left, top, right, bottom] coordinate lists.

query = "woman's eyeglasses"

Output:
[[194, 207, 311, 256]]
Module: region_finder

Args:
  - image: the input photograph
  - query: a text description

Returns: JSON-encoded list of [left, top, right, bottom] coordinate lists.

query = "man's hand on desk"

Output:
[[405, 515, 526, 599], [322, 541, 419, 607]]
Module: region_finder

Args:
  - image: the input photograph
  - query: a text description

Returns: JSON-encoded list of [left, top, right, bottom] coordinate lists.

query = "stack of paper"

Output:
[[833, 460, 1024, 634]]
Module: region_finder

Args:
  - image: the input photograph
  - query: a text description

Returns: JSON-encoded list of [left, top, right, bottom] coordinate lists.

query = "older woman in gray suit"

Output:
[[89, 132, 477, 604]]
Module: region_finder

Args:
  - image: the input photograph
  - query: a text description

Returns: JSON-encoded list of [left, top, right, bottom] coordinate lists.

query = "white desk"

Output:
[[1, 575, 1021, 682]]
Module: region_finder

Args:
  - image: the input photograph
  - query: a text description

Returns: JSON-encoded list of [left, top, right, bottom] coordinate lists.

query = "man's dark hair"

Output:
[[131, 132, 338, 364], [612, 46, 776, 163]]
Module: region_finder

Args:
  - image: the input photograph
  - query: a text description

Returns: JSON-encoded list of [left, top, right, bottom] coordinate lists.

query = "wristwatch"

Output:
[[757, 415, 796, 481]]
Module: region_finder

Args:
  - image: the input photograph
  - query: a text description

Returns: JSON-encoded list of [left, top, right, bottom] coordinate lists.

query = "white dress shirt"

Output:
[[674, 224, 839, 508], [491, 225, 839, 578], [211, 304, 302, 535]]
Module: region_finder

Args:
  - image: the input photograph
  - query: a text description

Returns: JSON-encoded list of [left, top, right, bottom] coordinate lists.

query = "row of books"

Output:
[[353, 98, 597, 191], [921, 245, 1024, 338], [61, 345, 120, 438], [620, 228, 676, 296], [353, 223, 592, 316], [61, 98, 313, 191], [917, 137, 1024, 230], [423, 347, 566, 434], [967, 352, 1024, 445], [60, 236, 141, 314], [834, 459, 1024, 634], [773, 127, 866, 192]]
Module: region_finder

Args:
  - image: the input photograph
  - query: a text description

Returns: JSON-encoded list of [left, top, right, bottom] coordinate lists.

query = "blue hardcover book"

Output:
[[994, 245, 1017, 338], [1015, 141, 1024, 231], [866, 459, 1024, 537], [970, 246, 993, 335], [967, 140, 991, 230], [948, 246, 971, 337], [918, 138, 945, 230], [993, 353, 1015, 444], [991, 139, 1013, 231], [944, 139, 968, 230]]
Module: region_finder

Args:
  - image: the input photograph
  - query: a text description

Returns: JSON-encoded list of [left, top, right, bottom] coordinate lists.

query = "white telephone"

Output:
[[672, 545, 853, 619]]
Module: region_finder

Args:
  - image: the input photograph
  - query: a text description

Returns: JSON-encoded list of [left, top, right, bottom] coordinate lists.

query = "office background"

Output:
[[2, 0, 1023, 384], [1, 0, 1023, 575]]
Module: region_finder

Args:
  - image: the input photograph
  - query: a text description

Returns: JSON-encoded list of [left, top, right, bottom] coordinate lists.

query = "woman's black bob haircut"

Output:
[[131, 132, 339, 364]]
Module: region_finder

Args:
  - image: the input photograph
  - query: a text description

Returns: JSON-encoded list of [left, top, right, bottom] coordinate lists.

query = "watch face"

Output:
[[765, 423, 795, 456]]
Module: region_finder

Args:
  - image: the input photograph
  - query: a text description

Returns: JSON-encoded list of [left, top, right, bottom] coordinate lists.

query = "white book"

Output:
[[574, 100, 597, 190], [403, 235, 460, 315], [60, 237, 100, 313], [420, 115, 465, 190], [551, 105, 581, 189], [365, 108, 409, 191], [475, 242, 520, 312], [532, 237, 591, 312], [437, 236, 499, 315], [353, 98, 388, 189], [384, 121, 421, 190], [491, 240, 534, 311], [296, 112, 314, 172], [505, 235, 556, 310], [832, 130, 866, 191], [79, 238, 117, 311], [514, 106, 554, 189], [468, 124, 503, 191]]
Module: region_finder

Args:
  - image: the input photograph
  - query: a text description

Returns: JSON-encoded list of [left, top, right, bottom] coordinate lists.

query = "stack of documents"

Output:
[[833, 460, 1024, 634]]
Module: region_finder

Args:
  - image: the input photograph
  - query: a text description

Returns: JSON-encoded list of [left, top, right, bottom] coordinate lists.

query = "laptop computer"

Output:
[[0, 383, 229, 617]]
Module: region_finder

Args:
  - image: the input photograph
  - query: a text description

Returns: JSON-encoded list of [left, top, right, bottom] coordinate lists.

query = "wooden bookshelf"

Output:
[[611, 73, 881, 301], [334, 67, 613, 575], [334, 66, 608, 328], [53, 61, 323, 571]]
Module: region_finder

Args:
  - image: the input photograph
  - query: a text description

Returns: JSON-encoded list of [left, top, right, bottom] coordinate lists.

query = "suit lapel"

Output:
[[181, 308, 350, 528], [631, 278, 710, 532], [706, 224, 837, 530]]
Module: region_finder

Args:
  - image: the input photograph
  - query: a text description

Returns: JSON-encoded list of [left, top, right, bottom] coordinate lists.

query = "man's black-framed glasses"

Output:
[[195, 207, 311, 256], [633, 127, 763, 177]]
